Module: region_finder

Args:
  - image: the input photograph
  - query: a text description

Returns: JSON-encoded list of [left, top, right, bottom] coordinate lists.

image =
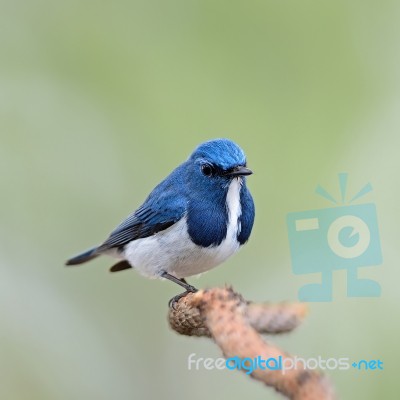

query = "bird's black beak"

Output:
[[225, 166, 253, 177]]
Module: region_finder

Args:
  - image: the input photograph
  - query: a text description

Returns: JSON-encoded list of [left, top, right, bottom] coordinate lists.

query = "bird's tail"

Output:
[[65, 247, 99, 266]]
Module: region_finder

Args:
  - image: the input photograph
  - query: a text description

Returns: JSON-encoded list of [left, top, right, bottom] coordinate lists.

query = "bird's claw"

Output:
[[186, 284, 198, 293], [168, 287, 198, 310]]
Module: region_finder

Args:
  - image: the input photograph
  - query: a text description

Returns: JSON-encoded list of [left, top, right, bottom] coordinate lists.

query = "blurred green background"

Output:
[[1, 1, 399, 399]]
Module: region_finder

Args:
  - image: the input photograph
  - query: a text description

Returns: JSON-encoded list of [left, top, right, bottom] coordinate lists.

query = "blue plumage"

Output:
[[66, 138, 255, 298], [99, 166, 187, 250], [189, 139, 246, 170], [238, 185, 255, 245]]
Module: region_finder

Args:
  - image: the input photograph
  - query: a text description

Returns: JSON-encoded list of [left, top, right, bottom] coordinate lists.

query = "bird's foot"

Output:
[[168, 286, 198, 310]]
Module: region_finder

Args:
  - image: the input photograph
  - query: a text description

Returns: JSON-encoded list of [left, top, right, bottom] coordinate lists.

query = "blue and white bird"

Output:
[[66, 138, 255, 302]]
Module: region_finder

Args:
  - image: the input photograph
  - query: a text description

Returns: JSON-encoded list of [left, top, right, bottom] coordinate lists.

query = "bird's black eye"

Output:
[[201, 164, 214, 177]]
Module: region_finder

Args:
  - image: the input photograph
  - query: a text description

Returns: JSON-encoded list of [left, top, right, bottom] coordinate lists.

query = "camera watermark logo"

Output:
[[286, 173, 382, 302]]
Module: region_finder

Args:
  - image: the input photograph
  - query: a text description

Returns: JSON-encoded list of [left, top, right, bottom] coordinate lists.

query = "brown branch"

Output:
[[168, 287, 335, 400]]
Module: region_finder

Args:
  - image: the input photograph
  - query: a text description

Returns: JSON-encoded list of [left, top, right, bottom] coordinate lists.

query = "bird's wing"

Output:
[[98, 188, 187, 251]]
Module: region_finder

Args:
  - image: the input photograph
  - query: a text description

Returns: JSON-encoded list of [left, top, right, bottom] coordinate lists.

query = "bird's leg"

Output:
[[161, 271, 198, 292], [160, 271, 198, 309]]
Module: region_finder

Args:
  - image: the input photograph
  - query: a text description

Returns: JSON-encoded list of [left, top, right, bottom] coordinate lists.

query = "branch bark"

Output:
[[168, 287, 335, 400]]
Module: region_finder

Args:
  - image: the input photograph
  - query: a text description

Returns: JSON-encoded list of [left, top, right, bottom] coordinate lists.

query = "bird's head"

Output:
[[186, 139, 252, 194]]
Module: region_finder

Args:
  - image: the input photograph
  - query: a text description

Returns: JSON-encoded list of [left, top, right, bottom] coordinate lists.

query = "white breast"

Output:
[[213, 177, 242, 261], [123, 178, 242, 279]]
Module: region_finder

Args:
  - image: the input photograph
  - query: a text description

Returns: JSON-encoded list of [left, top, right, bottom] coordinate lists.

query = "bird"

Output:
[[66, 138, 255, 304]]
